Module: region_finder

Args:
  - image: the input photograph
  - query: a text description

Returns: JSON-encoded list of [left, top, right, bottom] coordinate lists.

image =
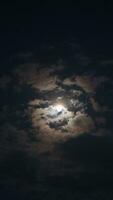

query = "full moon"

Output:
[[53, 104, 66, 113]]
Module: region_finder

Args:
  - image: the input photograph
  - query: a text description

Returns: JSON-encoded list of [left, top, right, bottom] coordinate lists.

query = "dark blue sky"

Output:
[[0, 2, 113, 71]]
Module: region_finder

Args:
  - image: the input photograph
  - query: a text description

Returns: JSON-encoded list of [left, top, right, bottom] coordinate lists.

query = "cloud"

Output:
[[100, 59, 113, 66], [75, 75, 109, 93], [49, 118, 68, 130], [0, 122, 31, 147], [90, 97, 109, 112], [95, 117, 106, 125], [28, 99, 49, 108], [67, 113, 95, 135], [63, 77, 75, 86], [74, 53, 90, 66], [14, 64, 59, 91], [92, 128, 112, 137], [26, 103, 77, 154], [63, 75, 109, 93]]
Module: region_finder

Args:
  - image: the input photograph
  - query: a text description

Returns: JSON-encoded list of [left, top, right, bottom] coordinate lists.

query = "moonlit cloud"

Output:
[[1, 60, 111, 159], [63, 77, 75, 86], [63, 74, 109, 93], [90, 97, 109, 112], [23, 64, 111, 153], [14, 63, 64, 91], [1, 42, 113, 199], [67, 113, 95, 135]]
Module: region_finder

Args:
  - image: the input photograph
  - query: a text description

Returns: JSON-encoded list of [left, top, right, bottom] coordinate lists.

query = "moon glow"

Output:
[[53, 104, 66, 113]]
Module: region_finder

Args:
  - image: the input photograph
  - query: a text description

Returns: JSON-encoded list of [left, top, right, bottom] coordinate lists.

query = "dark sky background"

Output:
[[0, 2, 113, 200], [0, 1, 113, 59]]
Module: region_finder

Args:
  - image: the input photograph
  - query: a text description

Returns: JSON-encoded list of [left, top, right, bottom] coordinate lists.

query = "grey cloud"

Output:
[[14, 64, 59, 91]]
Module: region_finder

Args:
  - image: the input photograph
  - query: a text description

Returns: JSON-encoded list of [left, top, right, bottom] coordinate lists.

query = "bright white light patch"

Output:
[[54, 104, 65, 112], [47, 104, 67, 118]]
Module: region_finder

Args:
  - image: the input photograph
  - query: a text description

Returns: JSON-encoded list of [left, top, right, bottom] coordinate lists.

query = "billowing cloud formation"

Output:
[[0, 59, 112, 157], [90, 97, 108, 112], [1, 45, 113, 199], [63, 75, 109, 93], [67, 113, 95, 134], [14, 64, 59, 91]]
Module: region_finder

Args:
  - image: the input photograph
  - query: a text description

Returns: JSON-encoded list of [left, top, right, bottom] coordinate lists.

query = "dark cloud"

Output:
[[0, 150, 41, 199], [0, 75, 12, 89], [96, 81, 113, 109], [1, 40, 113, 199], [56, 134, 113, 188], [49, 118, 68, 130]]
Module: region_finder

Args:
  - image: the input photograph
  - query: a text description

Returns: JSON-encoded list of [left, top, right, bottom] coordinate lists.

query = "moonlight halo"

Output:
[[53, 104, 66, 113]]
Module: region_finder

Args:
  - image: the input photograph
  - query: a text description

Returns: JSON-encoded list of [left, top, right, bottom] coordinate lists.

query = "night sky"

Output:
[[0, 2, 113, 200]]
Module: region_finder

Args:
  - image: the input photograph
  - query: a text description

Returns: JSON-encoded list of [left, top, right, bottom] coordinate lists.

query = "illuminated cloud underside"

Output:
[[0, 63, 108, 154], [27, 99, 95, 145]]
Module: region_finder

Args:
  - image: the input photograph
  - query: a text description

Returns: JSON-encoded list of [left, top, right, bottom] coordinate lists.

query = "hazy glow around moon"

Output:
[[54, 104, 65, 112], [46, 103, 67, 119]]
